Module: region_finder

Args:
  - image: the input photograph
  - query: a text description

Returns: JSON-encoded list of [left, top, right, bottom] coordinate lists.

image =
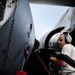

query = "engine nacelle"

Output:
[[39, 27, 64, 49], [48, 33, 60, 48]]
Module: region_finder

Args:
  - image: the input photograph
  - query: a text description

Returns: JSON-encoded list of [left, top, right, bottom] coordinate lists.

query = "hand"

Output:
[[50, 57, 57, 62], [50, 56, 67, 67]]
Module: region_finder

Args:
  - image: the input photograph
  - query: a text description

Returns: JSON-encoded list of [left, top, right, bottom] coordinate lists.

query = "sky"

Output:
[[29, 4, 69, 40]]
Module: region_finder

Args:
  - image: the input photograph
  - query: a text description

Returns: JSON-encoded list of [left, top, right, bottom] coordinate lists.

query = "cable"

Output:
[[35, 51, 51, 75]]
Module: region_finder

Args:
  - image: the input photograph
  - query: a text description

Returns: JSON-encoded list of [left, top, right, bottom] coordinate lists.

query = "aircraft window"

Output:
[[30, 23, 32, 31], [29, 23, 32, 34], [0, 0, 6, 21], [28, 24, 32, 38]]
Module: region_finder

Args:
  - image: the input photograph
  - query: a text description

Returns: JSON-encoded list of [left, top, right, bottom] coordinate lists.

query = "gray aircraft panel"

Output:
[[29, 0, 75, 7]]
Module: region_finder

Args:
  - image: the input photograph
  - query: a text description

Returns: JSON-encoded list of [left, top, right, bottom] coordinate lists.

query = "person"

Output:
[[50, 32, 75, 75]]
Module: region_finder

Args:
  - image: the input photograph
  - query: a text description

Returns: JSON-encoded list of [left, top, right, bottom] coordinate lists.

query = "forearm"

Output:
[[50, 57, 67, 67]]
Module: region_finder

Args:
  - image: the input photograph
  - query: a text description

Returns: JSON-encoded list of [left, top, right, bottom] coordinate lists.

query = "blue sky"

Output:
[[30, 4, 69, 40]]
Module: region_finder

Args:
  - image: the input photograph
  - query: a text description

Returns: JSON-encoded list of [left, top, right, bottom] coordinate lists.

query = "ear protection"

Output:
[[64, 32, 72, 43]]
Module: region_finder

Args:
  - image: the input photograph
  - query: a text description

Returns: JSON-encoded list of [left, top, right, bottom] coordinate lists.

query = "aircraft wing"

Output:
[[29, 0, 75, 7]]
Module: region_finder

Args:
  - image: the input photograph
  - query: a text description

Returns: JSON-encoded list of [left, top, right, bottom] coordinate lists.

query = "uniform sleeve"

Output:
[[61, 44, 72, 56]]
